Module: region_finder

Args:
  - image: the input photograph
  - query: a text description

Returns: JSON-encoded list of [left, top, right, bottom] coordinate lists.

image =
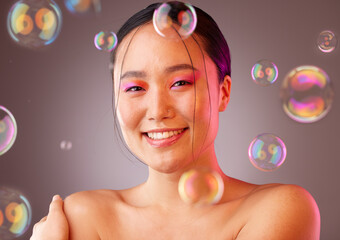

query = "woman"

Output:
[[30, 2, 320, 239]]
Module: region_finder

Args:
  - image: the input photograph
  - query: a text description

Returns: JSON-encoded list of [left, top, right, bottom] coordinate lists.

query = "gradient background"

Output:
[[0, 0, 339, 239]]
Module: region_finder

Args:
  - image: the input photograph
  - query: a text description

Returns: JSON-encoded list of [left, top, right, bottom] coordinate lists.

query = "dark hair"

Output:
[[110, 1, 231, 83]]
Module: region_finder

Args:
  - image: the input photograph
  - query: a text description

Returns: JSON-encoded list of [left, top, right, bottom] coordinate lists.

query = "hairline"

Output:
[[111, 22, 222, 85]]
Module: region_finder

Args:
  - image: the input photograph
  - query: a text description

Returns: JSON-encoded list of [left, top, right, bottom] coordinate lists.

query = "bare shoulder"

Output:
[[65, 189, 121, 206], [64, 189, 122, 240], [236, 183, 320, 240]]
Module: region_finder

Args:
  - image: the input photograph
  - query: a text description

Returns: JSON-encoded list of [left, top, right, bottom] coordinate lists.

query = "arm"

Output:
[[236, 184, 320, 240]]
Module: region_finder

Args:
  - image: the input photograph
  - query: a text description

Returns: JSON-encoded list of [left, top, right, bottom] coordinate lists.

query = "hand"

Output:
[[30, 195, 69, 240]]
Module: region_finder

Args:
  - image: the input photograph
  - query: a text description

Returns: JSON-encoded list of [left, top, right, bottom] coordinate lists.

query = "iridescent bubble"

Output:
[[64, 0, 101, 14], [94, 31, 118, 52], [153, 1, 197, 40], [280, 65, 334, 123], [7, 0, 62, 49], [0, 209, 3, 227], [0, 187, 32, 239], [251, 59, 278, 86], [317, 30, 337, 53], [0, 106, 17, 156], [60, 140, 72, 150], [248, 133, 287, 172], [178, 168, 224, 206]]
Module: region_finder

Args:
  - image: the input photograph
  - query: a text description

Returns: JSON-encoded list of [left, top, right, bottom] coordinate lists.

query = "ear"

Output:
[[218, 75, 231, 112]]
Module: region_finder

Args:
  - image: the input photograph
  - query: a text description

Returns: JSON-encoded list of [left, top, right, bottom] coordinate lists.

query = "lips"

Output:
[[143, 127, 188, 148]]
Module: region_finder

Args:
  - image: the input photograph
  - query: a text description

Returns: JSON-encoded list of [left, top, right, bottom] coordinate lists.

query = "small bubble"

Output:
[[94, 31, 118, 52], [0, 106, 17, 156], [60, 140, 72, 150], [317, 30, 337, 53], [251, 59, 278, 86], [64, 0, 101, 14], [153, 1, 197, 40], [248, 133, 287, 172]]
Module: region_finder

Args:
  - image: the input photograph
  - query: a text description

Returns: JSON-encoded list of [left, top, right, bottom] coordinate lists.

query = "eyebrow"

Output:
[[164, 64, 198, 74], [120, 71, 146, 81], [120, 64, 198, 81]]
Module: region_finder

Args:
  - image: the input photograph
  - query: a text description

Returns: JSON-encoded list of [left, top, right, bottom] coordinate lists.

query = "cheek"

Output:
[[172, 91, 196, 123], [117, 98, 142, 131], [116, 98, 145, 157], [194, 79, 220, 136], [196, 91, 211, 116], [195, 80, 215, 118]]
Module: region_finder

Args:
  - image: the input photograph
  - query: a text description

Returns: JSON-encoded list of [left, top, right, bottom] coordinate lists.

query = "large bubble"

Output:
[[0, 187, 32, 239], [178, 168, 224, 206], [7, 0, 62, 49], [248, 133, 287, 172], [64, 0, 101, 14], [94, 31, 118, 52], [317, 30, 337, 53], [153, 1, 197, 40], [251, 59, 278, 86], [280, 65, 334, 123], [0, 106, 17, 156]]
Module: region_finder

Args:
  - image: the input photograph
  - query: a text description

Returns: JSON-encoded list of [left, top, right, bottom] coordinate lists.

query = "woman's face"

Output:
[[113, 23, 231, 173]]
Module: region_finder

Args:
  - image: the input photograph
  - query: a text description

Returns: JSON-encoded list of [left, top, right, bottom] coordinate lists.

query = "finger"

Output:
[[49, 195, 63, 213], [32, 215, 47, 234], [33, 221, 40, 232], [47, 195, 64, 221], [39, 216, 47, 223]]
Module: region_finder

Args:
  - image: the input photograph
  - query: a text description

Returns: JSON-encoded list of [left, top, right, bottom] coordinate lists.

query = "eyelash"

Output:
[[125, 86, 143, 92], [125, 80, 192, 92], [173, 80, 192, 87]]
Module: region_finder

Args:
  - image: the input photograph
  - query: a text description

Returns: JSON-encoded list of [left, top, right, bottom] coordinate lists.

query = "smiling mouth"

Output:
[[143, 128, 189, 140]]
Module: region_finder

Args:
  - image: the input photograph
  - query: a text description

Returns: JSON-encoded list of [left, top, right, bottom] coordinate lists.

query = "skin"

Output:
[[30, 195, 69, 240], [31, 23, 320, 240]]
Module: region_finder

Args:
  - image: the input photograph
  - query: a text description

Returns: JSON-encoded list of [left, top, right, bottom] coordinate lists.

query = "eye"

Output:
[[125, 86, 144, 92], [172, 80, 192, 87]]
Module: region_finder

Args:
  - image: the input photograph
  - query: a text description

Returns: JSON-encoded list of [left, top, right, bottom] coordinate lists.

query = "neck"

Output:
[[142, 144, 227, 212]]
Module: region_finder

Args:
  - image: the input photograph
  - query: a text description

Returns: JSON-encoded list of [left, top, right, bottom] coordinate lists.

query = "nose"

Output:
[[146, 88, 174, 121]]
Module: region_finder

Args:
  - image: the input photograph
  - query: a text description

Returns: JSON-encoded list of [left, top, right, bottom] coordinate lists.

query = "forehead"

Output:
[[114, 23, 205, 74]]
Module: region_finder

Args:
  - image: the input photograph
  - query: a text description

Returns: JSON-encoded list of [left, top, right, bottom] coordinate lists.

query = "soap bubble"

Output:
[[0, 106, 17, 156], [317, 30, 337, 53], [60, 140, 72, 150], [0, 210, 3, 227], [251, 59, 278, 86], [153, 1, 197, 39], [0, 187, 32, 239], [178, 168, 224, 206], [64, 0, 101, 14], [280, 65, 334, 123], [7, 0, 62, 49], [248, 133, 287, 172], [94, 31, 118, 52]]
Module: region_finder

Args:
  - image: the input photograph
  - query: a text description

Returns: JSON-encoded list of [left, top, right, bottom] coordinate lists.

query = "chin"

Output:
[[148, 155, 194, 174], [148, 158, 183, 174]]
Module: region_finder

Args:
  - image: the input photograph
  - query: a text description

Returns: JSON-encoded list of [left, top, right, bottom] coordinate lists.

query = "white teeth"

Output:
[[147, 129, 185, 140]]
